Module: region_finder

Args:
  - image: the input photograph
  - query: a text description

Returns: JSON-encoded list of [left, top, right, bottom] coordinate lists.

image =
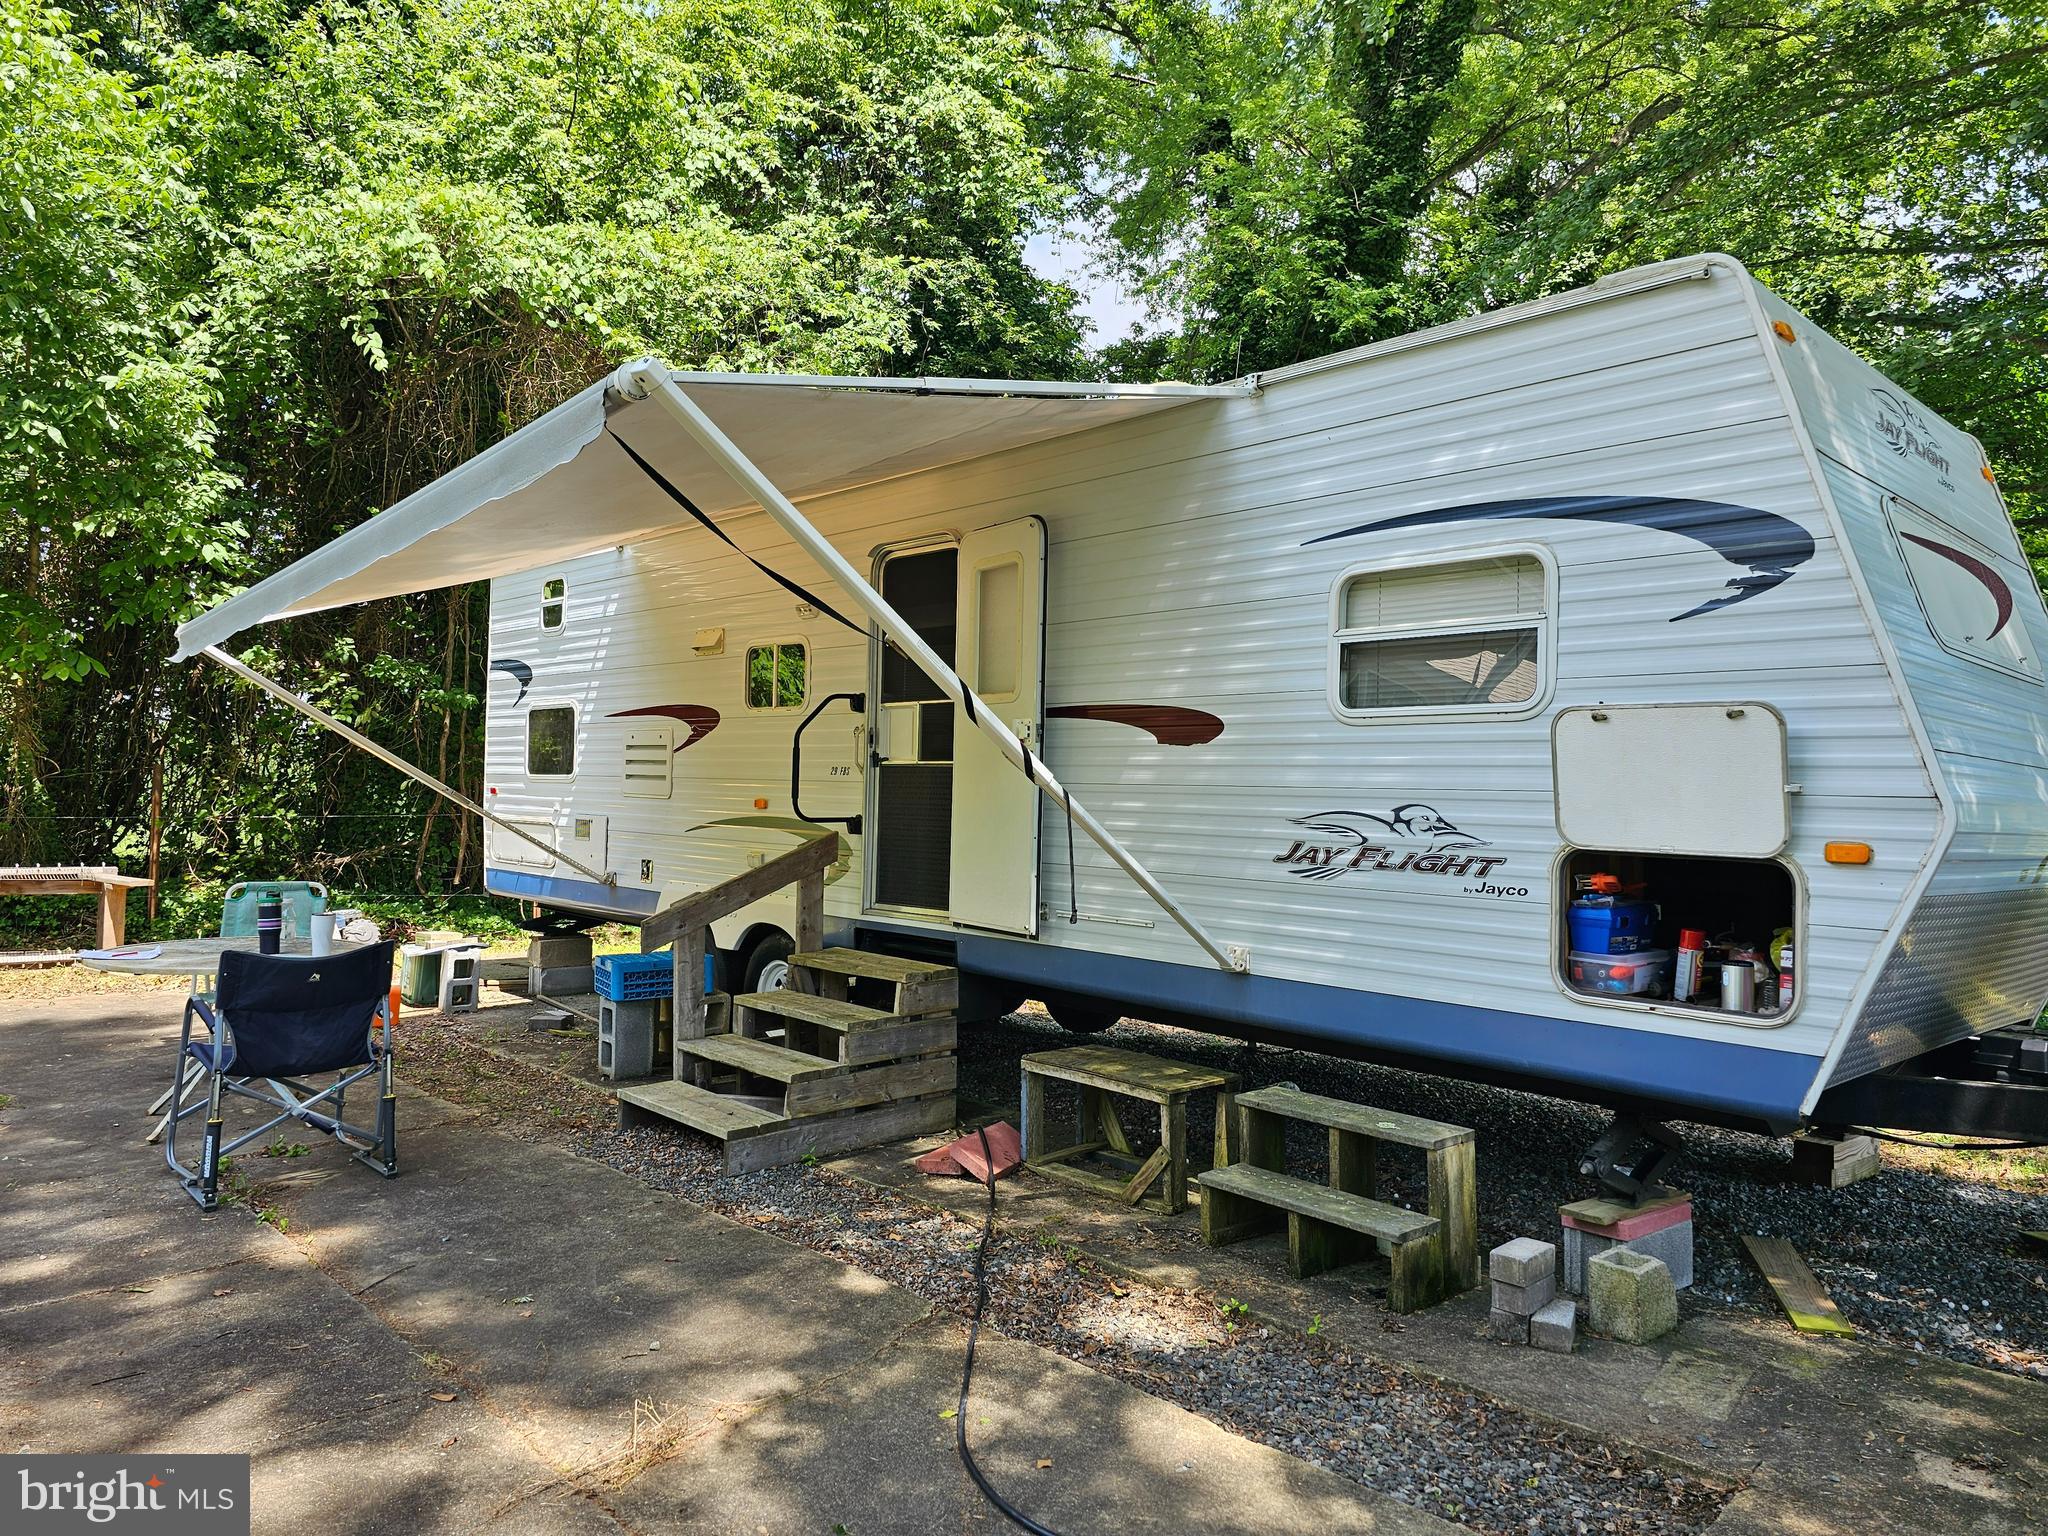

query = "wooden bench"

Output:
[[1020, 1045, 1239, 1215], [1196, 1083, 1478, 1312], [0, 865, 153, 949], [1201, 1163, 1442, 1310]]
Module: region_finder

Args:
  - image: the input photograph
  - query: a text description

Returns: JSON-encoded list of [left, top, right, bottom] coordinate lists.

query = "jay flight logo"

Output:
[[1274, 804, 1509, 885]]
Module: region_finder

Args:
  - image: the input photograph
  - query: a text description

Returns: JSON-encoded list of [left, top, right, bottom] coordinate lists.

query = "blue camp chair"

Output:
[[220, 880, 329, 940], [163, 942, 398, 1211]]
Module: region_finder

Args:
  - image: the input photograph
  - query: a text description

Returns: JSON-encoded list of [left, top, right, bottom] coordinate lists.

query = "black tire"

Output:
[[741, 931, 795, 994], [1047, 998, 1121, 1035]]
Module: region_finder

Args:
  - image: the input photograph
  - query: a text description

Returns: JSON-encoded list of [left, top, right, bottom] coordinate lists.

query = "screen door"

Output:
[[948, 517, 1047, 935], [868, 546, 958, 912]]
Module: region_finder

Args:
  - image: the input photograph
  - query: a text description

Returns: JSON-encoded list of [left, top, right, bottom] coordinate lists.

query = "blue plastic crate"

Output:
[[595, 950, 714, 1001]]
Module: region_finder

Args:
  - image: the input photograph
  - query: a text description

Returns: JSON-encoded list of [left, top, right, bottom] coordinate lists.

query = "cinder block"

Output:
[[1487, 1307, 1531, 1344], [529, 963, 595, 997], [1530, 1297, 1577, 1354], [598, 996, 660, 1080], [1586, 1248, 1677, 1345], [1490, 1273, 1557, 1317], [1791, 1133, 1881, 1189], [1562, 1219, 1693, 1294], [528, 933, 594, 968], [1489, 1237, 1557, 1288]]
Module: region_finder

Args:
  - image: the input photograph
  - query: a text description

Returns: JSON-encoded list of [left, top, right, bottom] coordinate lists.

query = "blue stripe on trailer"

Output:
[[484, 867, 663, 916], [931, 928, 1821, 1127]]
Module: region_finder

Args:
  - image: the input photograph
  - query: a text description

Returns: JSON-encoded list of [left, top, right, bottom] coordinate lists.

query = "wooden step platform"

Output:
[[1199, 1163, 1442, 1308], [733, 988, 958, 1066], [621, 944, 960, 1172]]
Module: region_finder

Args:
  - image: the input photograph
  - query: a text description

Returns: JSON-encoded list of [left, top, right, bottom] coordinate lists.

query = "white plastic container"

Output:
[[1566, 949, 1674, 996]]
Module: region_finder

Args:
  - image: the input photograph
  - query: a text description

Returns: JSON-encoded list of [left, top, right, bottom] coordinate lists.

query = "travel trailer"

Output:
[[176, 253, 2048, 1148]]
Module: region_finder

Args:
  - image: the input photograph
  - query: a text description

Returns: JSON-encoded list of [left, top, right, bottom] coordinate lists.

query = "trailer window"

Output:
[[541, 577, 565, 632], [528, 705, 575, 777], [745, 642, 807, 711], [1332, 554, 1549, 718]]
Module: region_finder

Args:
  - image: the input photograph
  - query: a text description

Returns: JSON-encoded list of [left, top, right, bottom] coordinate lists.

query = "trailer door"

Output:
[[948, 516, 1047, 935]]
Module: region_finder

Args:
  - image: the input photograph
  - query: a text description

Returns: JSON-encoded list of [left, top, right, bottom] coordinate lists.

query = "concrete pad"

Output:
[[263, 1117, 936, 1471], [618, 1315, 1454, 1535]]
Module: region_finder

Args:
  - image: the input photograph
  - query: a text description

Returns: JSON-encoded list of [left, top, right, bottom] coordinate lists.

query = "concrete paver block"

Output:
[[1491, 1273, 1557, 1317], [1487, 1307, 1531, 1344], [1587, 1248, 1678, 1344], [1488, 1237, 1556, 1287], [1530, 1297, 1577, 1354]]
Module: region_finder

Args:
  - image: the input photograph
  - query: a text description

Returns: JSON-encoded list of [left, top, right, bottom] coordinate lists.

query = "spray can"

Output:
[[1674, 928, 1707, 1002], [1777, 942, 1795, 1010], [256, 892, 283, 955]]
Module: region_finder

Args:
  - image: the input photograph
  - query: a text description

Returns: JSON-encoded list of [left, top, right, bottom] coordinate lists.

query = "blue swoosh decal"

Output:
[[490, 658, 533, 704], [1305, 495, 1814, 620]]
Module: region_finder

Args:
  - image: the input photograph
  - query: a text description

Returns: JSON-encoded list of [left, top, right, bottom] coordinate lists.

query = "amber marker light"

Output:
[[753, 797, 770, 810], [1772, 320, 1797, 343], [1984, 465, 1998, 484], [1824, 842, 1873, 865]]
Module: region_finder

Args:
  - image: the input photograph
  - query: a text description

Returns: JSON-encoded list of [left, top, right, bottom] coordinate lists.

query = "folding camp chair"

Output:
[[163, 942, 399, 1211], [219, 879, 329, 940]]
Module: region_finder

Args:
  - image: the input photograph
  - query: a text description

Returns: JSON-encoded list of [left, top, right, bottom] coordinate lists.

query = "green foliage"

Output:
[[1053, 0, 2045, 524], [1, 0, 1085, 889]]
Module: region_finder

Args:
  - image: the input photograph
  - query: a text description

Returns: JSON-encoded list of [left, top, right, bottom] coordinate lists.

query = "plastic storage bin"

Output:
[[1567, 949, 1673, 995], [1566, 899, 1658, 954]]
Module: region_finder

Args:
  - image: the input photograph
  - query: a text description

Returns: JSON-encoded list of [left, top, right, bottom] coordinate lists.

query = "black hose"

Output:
[[956, 1126, 1066, 1536]]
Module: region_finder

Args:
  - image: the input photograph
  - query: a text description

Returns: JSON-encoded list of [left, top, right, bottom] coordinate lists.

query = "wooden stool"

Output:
[[1019, 1045, 1238, 1215]]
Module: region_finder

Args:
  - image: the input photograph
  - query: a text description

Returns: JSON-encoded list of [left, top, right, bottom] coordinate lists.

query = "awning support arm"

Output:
[[199, 645, 614, 888], [619, 362, 1250, 975]]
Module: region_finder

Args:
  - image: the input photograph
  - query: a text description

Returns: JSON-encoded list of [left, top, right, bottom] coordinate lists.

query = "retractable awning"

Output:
[[172, 362, 1235, 660], [176, 358, 1253, 973]]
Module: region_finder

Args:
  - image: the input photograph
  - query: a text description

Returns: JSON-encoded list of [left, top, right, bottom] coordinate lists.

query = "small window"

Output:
[[745, 642, 807, 711], [1332, 554, 1549, 718], [973, 558, 1022, 699], [541, 577, 565, 632], [528, 705, 576, 776]]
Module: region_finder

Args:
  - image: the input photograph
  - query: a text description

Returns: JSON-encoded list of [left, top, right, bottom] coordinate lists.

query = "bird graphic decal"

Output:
[[1283, 805, 1488, 880], [1304, 494, 1815, 621]]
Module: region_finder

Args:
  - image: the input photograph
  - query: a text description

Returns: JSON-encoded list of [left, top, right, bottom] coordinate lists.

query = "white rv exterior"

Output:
[[475, 257, 2048, 1133], [177, 253, 2048, 1136]]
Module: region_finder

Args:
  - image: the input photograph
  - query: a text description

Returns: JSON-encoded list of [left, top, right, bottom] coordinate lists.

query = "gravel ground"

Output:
[[384, 1011, 1729, 1536], [952, 1009, 2048, 1382]]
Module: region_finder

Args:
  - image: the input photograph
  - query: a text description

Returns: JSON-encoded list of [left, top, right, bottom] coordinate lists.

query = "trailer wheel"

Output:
[[741, 931, 795, 994], [1047, 999, 1121, 1035]]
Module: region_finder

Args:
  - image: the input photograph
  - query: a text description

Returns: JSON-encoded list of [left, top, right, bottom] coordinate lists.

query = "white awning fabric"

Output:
[[172, 362, 1230, 660]]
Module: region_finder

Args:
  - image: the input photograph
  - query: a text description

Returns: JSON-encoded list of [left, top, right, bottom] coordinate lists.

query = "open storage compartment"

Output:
[[1558, 849, 1798, 1024]]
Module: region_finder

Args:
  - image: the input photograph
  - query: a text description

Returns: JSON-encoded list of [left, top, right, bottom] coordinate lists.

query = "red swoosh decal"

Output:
[[609, 705, 721, 751], [1047, 704, 1224, 746], [1901, 532, 2014, 638]]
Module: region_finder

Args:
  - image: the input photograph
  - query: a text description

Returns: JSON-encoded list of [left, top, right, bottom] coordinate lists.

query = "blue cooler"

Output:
[[1567, 898, 1658, 954]]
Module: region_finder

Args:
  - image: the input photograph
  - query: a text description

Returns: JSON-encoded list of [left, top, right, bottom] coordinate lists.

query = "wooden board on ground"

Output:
[[1741, 1234, 1858, 1336], [1234, 1084, 1472, 1150]]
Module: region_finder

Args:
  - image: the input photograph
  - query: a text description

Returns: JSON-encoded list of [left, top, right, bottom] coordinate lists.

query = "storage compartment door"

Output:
[[1553, 703, 1789, 858], [948, 516, 1047, 935]]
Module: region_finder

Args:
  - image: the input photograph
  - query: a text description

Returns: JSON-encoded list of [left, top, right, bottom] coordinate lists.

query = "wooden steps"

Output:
[[1198, 1163, 1440, 1244], [681, 1033, 844, 1084], [1198, 1087, 1477, 1312], [620, 944, 959, 1172]]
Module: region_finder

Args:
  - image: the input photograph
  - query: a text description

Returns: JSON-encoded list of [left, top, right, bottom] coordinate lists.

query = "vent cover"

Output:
[[623, 728, 674, 798]]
